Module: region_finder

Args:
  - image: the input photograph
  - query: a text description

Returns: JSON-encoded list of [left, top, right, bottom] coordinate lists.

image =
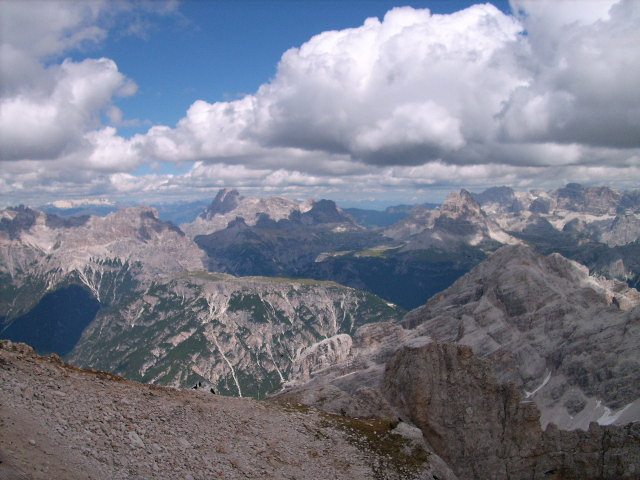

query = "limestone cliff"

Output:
[[383, 342, 639, 480]]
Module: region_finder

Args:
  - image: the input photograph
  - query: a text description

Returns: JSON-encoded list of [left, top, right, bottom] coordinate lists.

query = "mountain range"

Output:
[[1, 182, 639, 478]]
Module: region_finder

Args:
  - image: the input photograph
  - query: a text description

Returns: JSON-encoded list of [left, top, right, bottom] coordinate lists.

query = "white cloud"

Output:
[[136, 0, 638, 181], [0, 58, 136, 160], [1, 1, 639, 206], [0, 0, 171, 164], [501, 0, 640, 148], [247, 4, 525, 164]]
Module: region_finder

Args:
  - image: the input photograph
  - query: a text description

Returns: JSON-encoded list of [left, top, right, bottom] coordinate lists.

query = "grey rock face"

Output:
[[471, 186, 521, 214], [405, 245, 640, 429], [281, 246, 640, 429], [200, 188, 241, 218], [554, 183, 622, 215], [598, 214, 640, 246], [383, 342, 640, 480], [383, 342, 542, 480]]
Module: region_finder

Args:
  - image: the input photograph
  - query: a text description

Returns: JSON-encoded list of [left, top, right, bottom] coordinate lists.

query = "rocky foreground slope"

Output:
[[0, 340, 454, 480]]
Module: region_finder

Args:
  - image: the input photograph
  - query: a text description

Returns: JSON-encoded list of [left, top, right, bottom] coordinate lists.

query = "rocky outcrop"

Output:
[[404, 245, 640, 429], [383, 342, 640, 480], [289, 334, 353, 383], [281, 246, 640, 429]]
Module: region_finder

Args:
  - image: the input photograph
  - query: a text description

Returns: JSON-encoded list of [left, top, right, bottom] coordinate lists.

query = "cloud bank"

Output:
[[1, 0, 638, 205]]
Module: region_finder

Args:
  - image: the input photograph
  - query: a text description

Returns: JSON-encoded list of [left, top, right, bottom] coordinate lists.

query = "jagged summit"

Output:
[[183, 189, 303, 237], [439, 189, 484, 219], [471, 186, 521, 214], [200, 188, 241, 219], [182, 188, 357, 238], [300, 199, 350, 225], [554, 183, 622, 215], [384, 188, 518, 249]]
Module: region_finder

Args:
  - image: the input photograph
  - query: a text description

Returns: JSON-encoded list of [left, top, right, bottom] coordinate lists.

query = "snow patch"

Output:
[[597, 401, 633, 426], [524, 371, 551, 398]]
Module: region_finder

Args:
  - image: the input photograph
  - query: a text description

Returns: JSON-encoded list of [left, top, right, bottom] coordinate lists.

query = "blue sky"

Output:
[[98, 0, 511, 135], [1, 0, 638, 208]]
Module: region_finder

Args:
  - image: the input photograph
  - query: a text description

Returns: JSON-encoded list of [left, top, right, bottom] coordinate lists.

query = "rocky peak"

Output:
[[183, 189, 302, 237], [200, 188, 241, 219], [0, 206, 39, 239], [438, 189, 485, 220], [472, 186, 521, 214], [553, 183, 622, 215], [300, 199, 353, 225], [403, 245, 640, 429], [88, 207, 184, 242], [0, 205, 206, 295], [620, 189, 640, 213]]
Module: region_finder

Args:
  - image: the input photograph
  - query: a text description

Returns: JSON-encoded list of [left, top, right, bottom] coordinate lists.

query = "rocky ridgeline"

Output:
[[66, 272, 403, 397], [473, 184, 640, 247], [181, 188, 359, 238], [0, 205, 206, 317], [181, 188, 305, 238], [382, 189, 518, 249], [0, 340, 453, 480]]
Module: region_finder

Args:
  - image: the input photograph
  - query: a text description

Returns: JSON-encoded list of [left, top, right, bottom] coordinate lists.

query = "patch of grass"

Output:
[[270, 401, 430, 479], [320, 413, 430, 479], [354, 245, 402, 258], [180, 271, 229, 281]]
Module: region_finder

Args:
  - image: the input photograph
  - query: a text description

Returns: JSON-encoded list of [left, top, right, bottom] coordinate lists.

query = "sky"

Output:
[[1, 0, 639, 209]]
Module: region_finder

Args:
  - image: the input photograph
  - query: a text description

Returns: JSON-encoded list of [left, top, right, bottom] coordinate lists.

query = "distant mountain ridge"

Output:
[[0, 204, 404, 397], [2, 184, 639, 479], [2, 182, 639, 390]]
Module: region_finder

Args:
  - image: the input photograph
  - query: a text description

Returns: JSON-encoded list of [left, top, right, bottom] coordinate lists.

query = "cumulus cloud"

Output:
[[1, 0, 639, 205], [138, 0, 639, 174], [501, 0, 640, 148], [146, 4, 525, 167], [0, 58, 136, 160], [0, 0, 173, 164]]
